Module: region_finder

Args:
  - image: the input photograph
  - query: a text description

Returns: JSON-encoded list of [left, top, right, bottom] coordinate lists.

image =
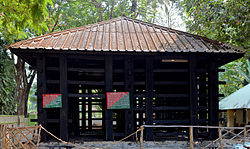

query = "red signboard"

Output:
[[43, 94, 62, 108], [106, 92, 130, 109]]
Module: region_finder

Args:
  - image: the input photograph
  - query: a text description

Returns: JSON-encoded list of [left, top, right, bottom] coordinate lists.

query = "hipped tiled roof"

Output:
[[9, 16, 244, 53]]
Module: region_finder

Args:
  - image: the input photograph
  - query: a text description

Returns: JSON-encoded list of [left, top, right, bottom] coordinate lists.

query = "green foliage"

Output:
[[28, 82, 37, 113], [182, 0, 250, 97], [0, 0, 52, 115], [46, 0, 162, 31], [27, 113, 37, 126], [183, 0, 249, 49], [0, 39, 16, 114], [0, 0, 52, 40]]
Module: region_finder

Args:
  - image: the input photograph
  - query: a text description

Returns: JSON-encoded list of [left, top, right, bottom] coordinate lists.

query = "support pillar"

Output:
[[145, 56, 153, 140], [189, 55, 198, 139], [37, 54, 47, 141], [208, 57, 219, 139], [125, 56, 134, 137], [227, 109, 234, 127], [105, 55, 113, 140], [60, 54, 68, 141]]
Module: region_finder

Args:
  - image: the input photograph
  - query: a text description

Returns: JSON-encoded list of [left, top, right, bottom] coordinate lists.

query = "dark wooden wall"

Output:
[[36, 53, 220, 141]]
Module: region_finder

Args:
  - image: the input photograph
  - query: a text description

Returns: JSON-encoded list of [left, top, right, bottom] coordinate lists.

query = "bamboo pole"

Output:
[[0, 125, 3, 149], [189, 127, 194, 149], [140, 126, 144, 149], [243, 127, 247, 145], [218, 128, 223, 149]]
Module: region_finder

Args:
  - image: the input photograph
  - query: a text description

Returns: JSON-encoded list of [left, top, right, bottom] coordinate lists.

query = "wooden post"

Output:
[[60, 54, 68, 141], [140, 126, 144, 149], [0, 125, 5, 149], [247, 110, 250, 124], [125, 56, 134, 137], [189, 127, 194, 149], [37, 54, 47, 141], [243, 127, 247, 145], [227, 110, 234, 127], [88, 100, 92, 130], [243, 109, 247, 125], [189, 55, 198, 139], [105, 55, 113, 141], [145, 57, 153, 140], [218, 128, 223, 149], [236, 109, 243, 126], [208, 57, 219, 139]]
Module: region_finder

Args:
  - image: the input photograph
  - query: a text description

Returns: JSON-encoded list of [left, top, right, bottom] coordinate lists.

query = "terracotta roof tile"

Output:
[[9, 16, 245, 54]]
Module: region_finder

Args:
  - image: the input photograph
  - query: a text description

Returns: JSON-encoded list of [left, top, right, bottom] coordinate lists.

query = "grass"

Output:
[[28, 113, 37, 126]]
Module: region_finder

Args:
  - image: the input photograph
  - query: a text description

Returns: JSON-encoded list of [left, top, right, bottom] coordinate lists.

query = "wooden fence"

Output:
[[142, 125, 250, 149], [0, 124, 41, 149]]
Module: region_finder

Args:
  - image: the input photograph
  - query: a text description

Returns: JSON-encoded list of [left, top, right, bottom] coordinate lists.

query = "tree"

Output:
[[0, 0, 52, 40], [182, 0, 250, 97], [182, 0, 249, 49], [0, 39, 16, 114], [0, 0, 52, 116], [45, 0, 162, 32]]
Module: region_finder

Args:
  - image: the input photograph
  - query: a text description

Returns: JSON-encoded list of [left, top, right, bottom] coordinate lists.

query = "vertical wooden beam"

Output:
[[145, 56, 153, 140], [243, 108, 247, 124], [189, 127, 194, 149], [105, 55, 113, 140], [218, 128, 224, 149], [227, 109, 234, 127], [82, 99, 86, 132], [208, 56, 219, 139], [88, 99, 92, 130], [73, 98, 79, 136], [140, 126, 144, 149], [189, 55, 198, 138], [236, 109, 243, 126], [60, 54, 68, 141], [247, 110, 250, 124], [125, 56, 135, 137], [37, 54, 47, 141]]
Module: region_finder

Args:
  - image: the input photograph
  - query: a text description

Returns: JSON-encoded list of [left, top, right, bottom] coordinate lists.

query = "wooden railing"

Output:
[[142, 125, 250, 149]]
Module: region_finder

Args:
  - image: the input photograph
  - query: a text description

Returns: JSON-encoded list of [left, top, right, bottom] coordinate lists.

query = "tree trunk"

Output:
[[131, 0, 137, 17], [12, 55, 37, 118], [109, 0, 115, 19]]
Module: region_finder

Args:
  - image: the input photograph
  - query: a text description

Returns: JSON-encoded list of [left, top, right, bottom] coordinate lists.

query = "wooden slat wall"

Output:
[[36, 54, 220, 141]]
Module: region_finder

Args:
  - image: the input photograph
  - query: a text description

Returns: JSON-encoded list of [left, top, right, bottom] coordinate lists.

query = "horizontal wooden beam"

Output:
[[68, 80, 104, 85], [154, 81, 188, 85], [155, 94, 189, 98], [68, 94, 105, 98], [113, 132, 125, 137], [155, 132, 187, 137], [153, 106, 189, 111], [46, 67, 59, 71], [153, 120, 190, 124], [153, 69, 188, 73]]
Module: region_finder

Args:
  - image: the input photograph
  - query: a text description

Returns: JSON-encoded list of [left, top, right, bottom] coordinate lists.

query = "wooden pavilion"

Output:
[[9, 17, 245, 141]]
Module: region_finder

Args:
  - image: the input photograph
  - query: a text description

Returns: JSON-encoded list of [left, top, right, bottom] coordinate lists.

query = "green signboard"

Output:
[[43, 94, 62, 108], [106, 92, 130, 109]]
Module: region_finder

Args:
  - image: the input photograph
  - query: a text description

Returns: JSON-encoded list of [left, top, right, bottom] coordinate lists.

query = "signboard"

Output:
[[106, 92, 130, 109], [43, 94, 62, 108]]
